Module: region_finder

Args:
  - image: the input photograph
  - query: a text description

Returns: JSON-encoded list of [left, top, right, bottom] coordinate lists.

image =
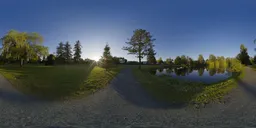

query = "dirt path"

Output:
[[0, 67, 256, 127]]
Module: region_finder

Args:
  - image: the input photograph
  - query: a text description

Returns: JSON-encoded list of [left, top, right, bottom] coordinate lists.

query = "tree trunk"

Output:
[[138, 52, 141, 69], [20, 59, 24, 67]]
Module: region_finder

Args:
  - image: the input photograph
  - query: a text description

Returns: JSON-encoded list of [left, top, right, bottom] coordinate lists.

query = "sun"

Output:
[[92, 56, 100, 61]]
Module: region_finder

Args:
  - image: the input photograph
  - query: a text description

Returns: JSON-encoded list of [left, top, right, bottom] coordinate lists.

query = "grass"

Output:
[[0, 64, 122, 100], [252, 65, 256, 70], [132, 65, 243, 106]]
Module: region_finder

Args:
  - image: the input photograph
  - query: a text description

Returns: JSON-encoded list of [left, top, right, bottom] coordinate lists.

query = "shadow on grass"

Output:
[[0, 64, 96, 101], [111, 68, 186, 109]]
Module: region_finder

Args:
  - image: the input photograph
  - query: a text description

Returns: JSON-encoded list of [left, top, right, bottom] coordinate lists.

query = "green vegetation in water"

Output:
[[0, 64, 122, 100], [132, 65, 244, 106]]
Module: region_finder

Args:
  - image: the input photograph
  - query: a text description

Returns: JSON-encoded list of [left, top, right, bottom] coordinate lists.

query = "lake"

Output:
[[150, 67, 233, 84]]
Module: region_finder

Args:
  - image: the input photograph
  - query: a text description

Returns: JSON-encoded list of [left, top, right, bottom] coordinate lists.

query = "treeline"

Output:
[[47, 42, 128, 66]]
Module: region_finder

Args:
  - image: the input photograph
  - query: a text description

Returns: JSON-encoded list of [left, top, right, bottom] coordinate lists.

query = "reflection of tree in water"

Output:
[[188, 67, 193, 73], [217, 67, 225, 74], [174, 68, 182, 76], [209, 68, 216, 76], [198, 68, 204, 76], [150, 69, 157, 75], [166, 68, 173, 74], [174, 68, 189, 76]]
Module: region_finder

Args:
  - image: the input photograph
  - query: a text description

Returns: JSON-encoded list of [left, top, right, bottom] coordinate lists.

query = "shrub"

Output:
[[45, 54, 55, 65]]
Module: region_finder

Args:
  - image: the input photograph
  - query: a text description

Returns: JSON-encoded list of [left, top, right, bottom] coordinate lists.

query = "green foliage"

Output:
[[1, 30, 48, 66], [56, 42, 65, 63], [174, 56, 181, 65], [45, 54, 55, 65], [174, 55, 192, 66], [123, 29, 155, 69], [198, 54, 205, 65], [99, 44, 113, 70], [227, 58, 242, 72], [236, 44, 251, 65], [165, 58, 173, 65], [64, 41, 73, 63], [253, 56, 256, 64], [180, 55, 188, 65], [157, 57, 163, 64], [112, 56, 127, 64], [147, 44, 156, 64], [73, 40, 82, 63]]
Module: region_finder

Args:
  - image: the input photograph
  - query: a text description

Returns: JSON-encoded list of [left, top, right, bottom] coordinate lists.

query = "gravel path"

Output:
[[0, 67, 256, 128]]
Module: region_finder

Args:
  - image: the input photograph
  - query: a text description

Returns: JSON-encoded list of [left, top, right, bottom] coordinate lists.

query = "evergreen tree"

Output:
[[100, 44, 113, 70], [147, 44, 156, 64], [56, 42, 65, 63], [73, 40, 82, 63], [64, 41, 72, 63], [236, 44, 251, 65]]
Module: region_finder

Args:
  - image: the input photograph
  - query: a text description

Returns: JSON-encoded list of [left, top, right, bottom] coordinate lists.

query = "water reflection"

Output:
[[153, 67, 232, 84]]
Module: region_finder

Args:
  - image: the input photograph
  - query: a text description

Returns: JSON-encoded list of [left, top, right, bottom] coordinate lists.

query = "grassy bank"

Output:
[[0, 64, 122, 100], [132, 65, 243, 106]]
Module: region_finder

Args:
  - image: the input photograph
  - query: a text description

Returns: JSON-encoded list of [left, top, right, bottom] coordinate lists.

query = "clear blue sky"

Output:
[[0, 0, 255, 61]]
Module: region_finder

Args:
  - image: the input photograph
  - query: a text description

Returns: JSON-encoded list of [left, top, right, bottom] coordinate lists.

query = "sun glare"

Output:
[[92, 56, 100, 61]]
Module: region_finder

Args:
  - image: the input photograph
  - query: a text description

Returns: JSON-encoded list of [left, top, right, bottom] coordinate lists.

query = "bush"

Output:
[[45, 54, 55, 65], [228, 58, 242, 72]]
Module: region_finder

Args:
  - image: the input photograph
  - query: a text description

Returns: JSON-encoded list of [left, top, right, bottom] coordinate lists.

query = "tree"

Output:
[[64, 41, 72, 63], [56, 42, 65, 60], [198, 54, 205, 65], [123, 29, 155, 69], [253, 56, 256, 64], [180, 55, 188, 65], [157, 57, 163, 64], [73, 40, 82, 63], [165, 58, 173, 65], [1, 30, 47, 67], [174, 56, 182, 65], [100, 44, 113, 70], [147, 43, 156, 64], [45, 54, 55, 65], [236, 44, 251, 65], [188, 57, 194, 67]]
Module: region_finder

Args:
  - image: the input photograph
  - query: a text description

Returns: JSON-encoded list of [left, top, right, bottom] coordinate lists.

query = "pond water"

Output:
[[151, 67, 233, 84]]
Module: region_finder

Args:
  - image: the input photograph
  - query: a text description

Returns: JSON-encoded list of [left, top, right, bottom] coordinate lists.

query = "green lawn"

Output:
[[0, 64, 122, 100], [132, 65, 242, 106]]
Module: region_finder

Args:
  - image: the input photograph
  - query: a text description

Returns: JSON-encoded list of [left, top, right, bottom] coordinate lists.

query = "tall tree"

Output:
[[1, 30, 47, 67], [236, 44, 251, 65], [123, 29, 155, 69], [198, 54, 205, 65], [147, 43, 156, 64], [56, 42, 65, 59], [64, 41, 72, 63], [73, 40, 82, 63], [100, 44, 113, 70]]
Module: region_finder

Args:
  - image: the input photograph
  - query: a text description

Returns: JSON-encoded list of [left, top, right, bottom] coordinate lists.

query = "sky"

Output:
[[0, 0, 256, 61]]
